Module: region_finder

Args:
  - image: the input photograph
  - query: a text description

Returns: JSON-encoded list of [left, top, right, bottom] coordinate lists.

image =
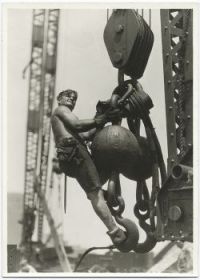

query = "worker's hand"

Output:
[[94, 108, 122, 127], [94, 112, 108, 128], [106, 108, 122, 123]]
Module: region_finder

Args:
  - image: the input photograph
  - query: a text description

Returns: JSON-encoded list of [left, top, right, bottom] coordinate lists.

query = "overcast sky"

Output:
[[6, 7, 170, 251]]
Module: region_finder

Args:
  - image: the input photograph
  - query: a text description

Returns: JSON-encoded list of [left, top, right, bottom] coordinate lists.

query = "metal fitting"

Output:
[[172, 164, 193, 181], [115, 24, 124, 33]]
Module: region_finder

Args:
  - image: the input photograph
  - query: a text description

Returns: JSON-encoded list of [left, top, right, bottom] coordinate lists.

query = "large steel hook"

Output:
[[107, 171, 139, 252], [115, 216, 139, 253], [133, 233, 157, 253]]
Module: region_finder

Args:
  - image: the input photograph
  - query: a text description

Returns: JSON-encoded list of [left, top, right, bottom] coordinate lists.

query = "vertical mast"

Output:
[[160, 10, 193, 173]]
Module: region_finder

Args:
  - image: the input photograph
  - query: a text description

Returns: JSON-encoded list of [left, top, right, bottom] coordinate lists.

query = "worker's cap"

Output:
[[57, 89, 78, 102]]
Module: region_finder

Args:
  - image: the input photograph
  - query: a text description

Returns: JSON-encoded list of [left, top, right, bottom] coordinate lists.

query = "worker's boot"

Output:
[[107, 227, 126, 246]]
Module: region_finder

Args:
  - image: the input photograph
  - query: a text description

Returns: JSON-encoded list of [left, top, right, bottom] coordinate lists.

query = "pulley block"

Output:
[[104, 9, 154, 79]]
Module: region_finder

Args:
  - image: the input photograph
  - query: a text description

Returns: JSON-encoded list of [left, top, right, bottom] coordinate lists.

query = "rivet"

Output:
[[164, 26, 168, 30], [169, 106, 173, 110], [168, 206, 182, 221], [186, 60, 190, 65], [171, 235, 175, 239], [161, 235, 165, 239], [166, 53, 169, 57], [187, 115, 191, 119], [171, 159, 175, 163], [181, 234, 185, 239], [170, 133, 174, 137], [185, 31, 189, 36], [168, 80, 171, 84], [188, 143, 192, 147]]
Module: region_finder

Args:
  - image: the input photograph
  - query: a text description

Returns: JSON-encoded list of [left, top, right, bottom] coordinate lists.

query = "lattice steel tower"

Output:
[[22, 9, 60, 256]]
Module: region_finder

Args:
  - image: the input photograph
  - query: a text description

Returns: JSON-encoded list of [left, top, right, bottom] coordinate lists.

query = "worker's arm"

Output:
[[54, 106, 107, 132], [79, 128, 97, 141]]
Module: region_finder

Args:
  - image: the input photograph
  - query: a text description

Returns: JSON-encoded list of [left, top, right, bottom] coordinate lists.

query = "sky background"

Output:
[[6, 7, 169, 251]]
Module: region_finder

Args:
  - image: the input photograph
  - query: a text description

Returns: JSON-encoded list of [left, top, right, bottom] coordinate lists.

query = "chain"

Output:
[[125, 80, 166, 253], [105, 171, 139, 253], [103, 77, 165, 253], [107, 172, 125, 217]]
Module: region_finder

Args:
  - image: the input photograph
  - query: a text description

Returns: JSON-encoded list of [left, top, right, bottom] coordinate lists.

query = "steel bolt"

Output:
[[187, 115, 191, 119], [115, 24, 124, 33], [168, 80, 171, 84], [171, 159, 175, 163], [170, 133, 174, 137], [169, 106, 173, 110]]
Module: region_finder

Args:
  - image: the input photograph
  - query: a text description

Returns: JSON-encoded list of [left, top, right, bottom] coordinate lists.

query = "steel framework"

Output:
[[160, 9, 193, 173], [22, 8, 60, 254], [156, 9, 193, 242]]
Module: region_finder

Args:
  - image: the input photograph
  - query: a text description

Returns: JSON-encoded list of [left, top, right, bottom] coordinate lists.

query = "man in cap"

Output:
[[51, 89, 126, 246]]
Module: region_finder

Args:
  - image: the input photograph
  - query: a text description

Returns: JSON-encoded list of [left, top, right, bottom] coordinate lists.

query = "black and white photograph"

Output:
[[2, 2, 199, 277]]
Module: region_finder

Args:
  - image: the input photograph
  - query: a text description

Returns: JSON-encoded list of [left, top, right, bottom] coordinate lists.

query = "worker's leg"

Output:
[[87, 189, 116, 231], [87, 189, 126, 245], [74, 144, 126, 244]]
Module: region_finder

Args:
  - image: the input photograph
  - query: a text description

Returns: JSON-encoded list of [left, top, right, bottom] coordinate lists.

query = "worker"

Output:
[[51, 89, 126, 246]]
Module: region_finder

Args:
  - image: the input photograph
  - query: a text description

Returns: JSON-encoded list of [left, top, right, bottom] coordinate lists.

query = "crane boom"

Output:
[[22, 9, 72, 271]]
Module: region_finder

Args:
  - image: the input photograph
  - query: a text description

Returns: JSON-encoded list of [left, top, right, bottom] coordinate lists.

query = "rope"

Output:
[[107, 9, 109, 22], [149, 9, 151, 28], [74, 245, 115, 272], [22, 58, 33, 79], [64, 175, 67, 213]]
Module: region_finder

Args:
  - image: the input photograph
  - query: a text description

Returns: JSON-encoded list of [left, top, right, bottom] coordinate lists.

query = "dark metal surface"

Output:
[[104, 9, 154, 79], [93, 80, 167, 253], [156, 164, 193, 242], [158, 9, 193, 242]]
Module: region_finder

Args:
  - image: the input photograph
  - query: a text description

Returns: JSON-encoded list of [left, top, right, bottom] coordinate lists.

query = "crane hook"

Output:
[[114, 216, 139, 252]]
